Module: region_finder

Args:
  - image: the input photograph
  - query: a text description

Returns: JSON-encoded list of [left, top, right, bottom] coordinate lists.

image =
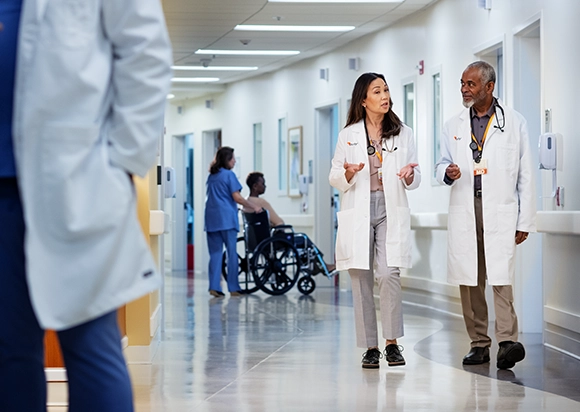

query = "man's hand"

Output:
[[515, 231, 529, 245], [446, 163, 461, 180]]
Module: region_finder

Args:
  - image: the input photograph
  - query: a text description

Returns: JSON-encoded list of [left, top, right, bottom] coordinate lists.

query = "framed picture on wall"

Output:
[[287, 126, 303, 197]]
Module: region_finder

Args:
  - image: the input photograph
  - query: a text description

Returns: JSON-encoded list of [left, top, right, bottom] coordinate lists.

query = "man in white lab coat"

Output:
[[436, 61, 536, 370], [0, 0, 171, 411]]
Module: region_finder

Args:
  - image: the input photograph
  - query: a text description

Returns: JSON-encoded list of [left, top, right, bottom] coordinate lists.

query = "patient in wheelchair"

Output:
[[243, 172, 336, 274]]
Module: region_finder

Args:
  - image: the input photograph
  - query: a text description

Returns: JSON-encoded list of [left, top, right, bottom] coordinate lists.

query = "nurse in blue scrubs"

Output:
[[204, 147, 262, 297]]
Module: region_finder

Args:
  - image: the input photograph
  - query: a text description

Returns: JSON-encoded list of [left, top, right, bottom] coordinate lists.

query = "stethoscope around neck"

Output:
[[363, 119, 397, 156], [492, 99, 506, 132], [469, 99, 505, 162]]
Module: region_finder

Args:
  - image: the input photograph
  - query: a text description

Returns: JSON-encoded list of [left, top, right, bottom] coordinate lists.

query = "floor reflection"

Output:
[[123, 270, 580, 411]]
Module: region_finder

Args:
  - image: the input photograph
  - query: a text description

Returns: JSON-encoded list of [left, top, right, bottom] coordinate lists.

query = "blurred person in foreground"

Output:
[[0, 0, 172, 411]]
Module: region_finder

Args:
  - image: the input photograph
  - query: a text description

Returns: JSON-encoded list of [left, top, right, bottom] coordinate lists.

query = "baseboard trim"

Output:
[[544, 343, 580, 361], [544, 305, 580, 332], [124, 331, 161, 364], [150, 303, 162, 338]]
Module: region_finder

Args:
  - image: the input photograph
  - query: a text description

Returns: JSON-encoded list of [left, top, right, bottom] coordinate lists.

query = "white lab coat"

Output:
[[329, 121, 420, 271], [12, 0, 172, 330], [435, 102, 536, 286]]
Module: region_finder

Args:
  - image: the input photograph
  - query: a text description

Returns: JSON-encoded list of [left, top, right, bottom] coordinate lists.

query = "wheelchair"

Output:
[[222, 210, 337, 295]]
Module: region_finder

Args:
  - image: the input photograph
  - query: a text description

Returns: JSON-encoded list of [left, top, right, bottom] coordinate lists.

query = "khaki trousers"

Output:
[[459, 196, 518, 348]]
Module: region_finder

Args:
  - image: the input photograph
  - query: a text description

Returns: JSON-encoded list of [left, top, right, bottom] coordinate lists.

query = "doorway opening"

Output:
[[315, 103, 340, 287], [513, 18, 542, 334], [195, 130, 221, 276]]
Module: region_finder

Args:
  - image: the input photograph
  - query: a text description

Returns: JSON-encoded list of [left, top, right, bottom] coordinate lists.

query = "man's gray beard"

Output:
[[462, 99, 474, 108]]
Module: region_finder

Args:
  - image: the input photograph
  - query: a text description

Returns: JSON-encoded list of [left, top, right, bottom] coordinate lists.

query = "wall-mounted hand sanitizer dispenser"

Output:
[[298, 174, 309, 196], [539, 133, 557, 170], [164, 166, 176, 198]]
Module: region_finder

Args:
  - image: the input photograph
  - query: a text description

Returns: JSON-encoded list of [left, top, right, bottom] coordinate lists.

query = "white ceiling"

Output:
[[163, 0, 438, 100]]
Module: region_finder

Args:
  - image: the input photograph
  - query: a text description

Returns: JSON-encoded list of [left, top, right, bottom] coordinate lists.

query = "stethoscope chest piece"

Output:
[[367, 145, 376, 156]]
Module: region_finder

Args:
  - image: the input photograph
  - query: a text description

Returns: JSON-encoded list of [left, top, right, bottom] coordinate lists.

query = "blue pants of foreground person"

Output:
[[0, 178, 133, 412]]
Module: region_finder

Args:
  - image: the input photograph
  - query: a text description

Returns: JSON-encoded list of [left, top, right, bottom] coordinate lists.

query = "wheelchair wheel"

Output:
[[222, 236, 259, 294], [297, 271, 316, 295], [251, 237, 300, 295]]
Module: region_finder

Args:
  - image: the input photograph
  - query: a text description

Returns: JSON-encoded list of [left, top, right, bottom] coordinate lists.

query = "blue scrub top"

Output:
[[0, 0, 23, 177], [204, 168, 242, 232]]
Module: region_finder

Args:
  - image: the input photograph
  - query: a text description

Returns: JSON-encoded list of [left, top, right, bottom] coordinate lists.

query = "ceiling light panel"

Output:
[[268, 0, 403, 3], [234, 24, 355, 32], [195, 49, 300, 56], [172, 66, 258, 71], [171, 77, 220, 82]]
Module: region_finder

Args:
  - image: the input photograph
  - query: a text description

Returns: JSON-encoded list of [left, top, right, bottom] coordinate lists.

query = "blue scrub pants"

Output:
[[0, 178, 133, 412], [207, 229, 240, 292]]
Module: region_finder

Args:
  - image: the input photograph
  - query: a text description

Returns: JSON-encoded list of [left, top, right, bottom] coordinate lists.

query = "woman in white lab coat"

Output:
[[329, 73, 420, 368]]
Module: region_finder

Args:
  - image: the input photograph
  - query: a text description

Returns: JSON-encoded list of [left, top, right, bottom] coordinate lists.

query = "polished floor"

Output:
[[50, 270, 580, 411]]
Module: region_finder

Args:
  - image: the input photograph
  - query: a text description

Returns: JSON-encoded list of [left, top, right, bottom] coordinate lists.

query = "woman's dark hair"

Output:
[[209, 146, 234, 174], [345, 72, 402, 140], [246, 171, 264, 190]]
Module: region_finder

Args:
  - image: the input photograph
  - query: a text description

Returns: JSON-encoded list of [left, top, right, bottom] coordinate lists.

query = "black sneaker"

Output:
[[384, 344, 406, 366], [361, 348, 382, 369]]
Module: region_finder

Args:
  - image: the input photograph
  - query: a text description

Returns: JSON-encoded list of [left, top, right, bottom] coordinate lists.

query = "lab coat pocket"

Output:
[[345, 144, 361, 164], [497, 143, 518, 172], [41, 0, 99, 49], [40, 124, 131, 241], [497, 204, 518, 254], [335, 208, 356, 262], [395, 206, 412, 264], [448, 205, 469, 255]]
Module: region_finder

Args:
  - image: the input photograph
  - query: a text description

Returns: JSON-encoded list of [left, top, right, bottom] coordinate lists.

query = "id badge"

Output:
[[378, 168, 383, 184], [473, 158, 488, 176]]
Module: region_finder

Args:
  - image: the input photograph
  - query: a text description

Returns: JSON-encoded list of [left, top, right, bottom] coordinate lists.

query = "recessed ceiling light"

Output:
[[171, 66, 258, 71], [195, 49, 300, 56], [234, 25, 355, 32], [166, 94, 175, 99], [268, 0, 402, 2], [171, 77, 220, 83]]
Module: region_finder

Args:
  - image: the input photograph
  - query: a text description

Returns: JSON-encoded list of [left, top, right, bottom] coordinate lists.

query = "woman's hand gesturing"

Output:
[[397, 163, 418, 185], [344, 162, 365, 183]]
